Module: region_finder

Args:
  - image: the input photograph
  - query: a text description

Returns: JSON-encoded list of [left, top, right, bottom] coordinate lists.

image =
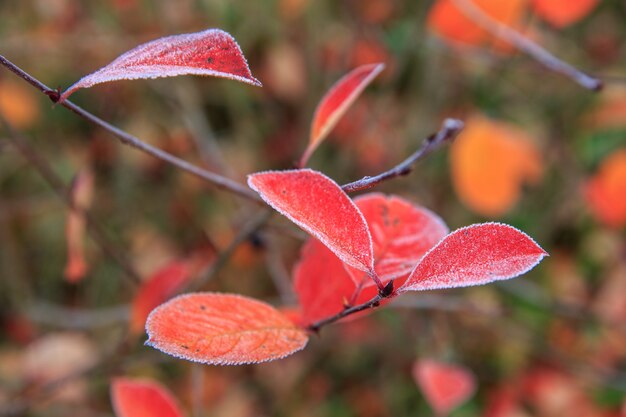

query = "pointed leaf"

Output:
[[248, 169, 374, 272], [531, 0, 599, 28], [398, 223, 547, 293], [413, 359, 476, 416], [59, 28, 261, 103], [146, 293, 308, 365], [294, 193, 447, 326], [111, 377, 185, 417], [348, 193, 448, 288], [301, 63, 384, 166]]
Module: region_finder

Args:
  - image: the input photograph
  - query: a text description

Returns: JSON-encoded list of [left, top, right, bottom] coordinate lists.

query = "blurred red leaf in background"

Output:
[[111, 377, 185, 417], [413, 359, 476, 416]]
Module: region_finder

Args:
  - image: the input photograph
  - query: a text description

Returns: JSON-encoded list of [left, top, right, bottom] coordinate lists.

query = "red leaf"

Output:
[[111, 377, 185, 417], [398, 223, 547, 293], [531, 0, 599, 28], [145, 293, 308, 365], [413, 359, 476, 416], [294, 193, 447, 326], [59, 28, 260, 103], [294, 237, 362, 325], [64, 168, 94, 283], [347, 193, 448, 289], [130, 261, 194, 335], [248, 169, 374, 273], [300, 63, 384, 166]]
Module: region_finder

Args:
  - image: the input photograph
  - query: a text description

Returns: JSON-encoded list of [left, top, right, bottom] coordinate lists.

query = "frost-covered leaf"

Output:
[[145, 293, 308, 365], [59, 28, 260, 103], [413, 359, 476, 416], [398, 223, 547, 293], [248, 169, 374, 272], [300, 63, 384, 166], [348, 193, 448, 288], [294, 193, 447, 326], [111, 377, 185, 417]]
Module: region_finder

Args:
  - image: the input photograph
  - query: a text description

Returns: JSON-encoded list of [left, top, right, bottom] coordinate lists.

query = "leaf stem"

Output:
[[341, 118, 464, 193], [0, 54, 262, 203], [452, 0, 602, 91], [307, 293, 385, 332], [307, 279, 395, 332]]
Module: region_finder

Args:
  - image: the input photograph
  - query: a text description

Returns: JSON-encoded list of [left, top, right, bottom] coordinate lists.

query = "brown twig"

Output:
[[0, 113, 142, 285], [307, 280, 394, 332], [341, 118, 464, 193], [452, 0, 602, 91], [0, 54, 262, 203]]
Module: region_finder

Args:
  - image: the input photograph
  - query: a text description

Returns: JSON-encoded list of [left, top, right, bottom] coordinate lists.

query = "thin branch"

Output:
[[452, 0, 602, 91], [0, 113, 142, 285], [341, 118, 464, 193], [307, 293, 384, 332], [0, 54, 262, 203], [307, 280, 394, 332]]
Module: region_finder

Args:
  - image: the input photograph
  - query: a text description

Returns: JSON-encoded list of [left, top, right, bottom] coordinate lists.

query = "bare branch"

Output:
[[0, 54, 262, 203], [342, 118, 464, 193], [452, 0, 602, 91]]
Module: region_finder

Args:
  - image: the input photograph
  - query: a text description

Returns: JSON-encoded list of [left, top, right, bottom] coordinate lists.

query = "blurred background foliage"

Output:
[[0, 0, 625, 416]]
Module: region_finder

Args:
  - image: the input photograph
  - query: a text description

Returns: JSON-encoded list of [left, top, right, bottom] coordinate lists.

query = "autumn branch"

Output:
[[452, 0, 602, 91], [307, 280, 395, 332], [0, 54, 263, 203], [341, 118, 464, 193]]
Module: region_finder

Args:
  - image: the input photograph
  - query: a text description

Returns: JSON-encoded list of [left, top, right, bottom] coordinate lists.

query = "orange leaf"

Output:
[[64, 168, 95, 283], [450, 116, 542, 216], [584, 149, 626, 228], [427, 0, 527, 51], [301, 63, 384, 166], [146, 293, 309, 365], [0, 79, 40, 129], [413, 359, 476, 416], [111, 377, 185, 417], [248, 169, 374, 273], [531, 0, 599, 28]]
